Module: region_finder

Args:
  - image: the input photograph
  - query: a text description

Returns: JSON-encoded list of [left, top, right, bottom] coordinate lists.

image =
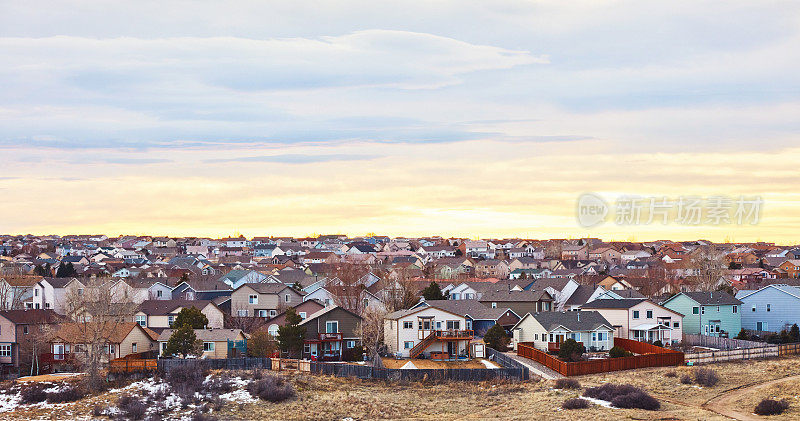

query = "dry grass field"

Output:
[[3, 356, 800, 420], [380, 358, 497, 369]]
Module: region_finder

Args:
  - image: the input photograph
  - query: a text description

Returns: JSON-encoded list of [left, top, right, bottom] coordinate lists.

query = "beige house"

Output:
[[158, 328, 247, 359], [230, 283, 304, 318], [50, 322, 159, 363], [134, 300, 224, 329], [581, 299, 684, 345]]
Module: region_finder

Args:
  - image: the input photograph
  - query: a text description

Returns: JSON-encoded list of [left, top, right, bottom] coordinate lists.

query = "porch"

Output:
[[304, 333, 344, 361], [630, 323, 674, 344]]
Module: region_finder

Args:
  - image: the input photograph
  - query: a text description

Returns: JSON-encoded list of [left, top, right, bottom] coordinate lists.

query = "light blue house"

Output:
[[661, 291, 742, 337], [736, 285, 800, 333]]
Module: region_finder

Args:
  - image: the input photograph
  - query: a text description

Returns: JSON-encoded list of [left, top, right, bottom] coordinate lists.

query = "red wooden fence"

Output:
[[109, 358, 158, 373], [517, 338, 684, 377]]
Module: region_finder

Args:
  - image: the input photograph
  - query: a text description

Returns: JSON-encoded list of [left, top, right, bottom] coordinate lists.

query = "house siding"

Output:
[[739, 287, 800, 332], [662, 294, 740, 337]]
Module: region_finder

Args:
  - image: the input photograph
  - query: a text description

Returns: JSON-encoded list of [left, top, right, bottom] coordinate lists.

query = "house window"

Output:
[[646, 310, 653, 319], [34, 289, 38, 297], [752, 305, 756, 312], [168, 315, 175, 326], [237, 310, 248, 317], [673, 322, 680, 328], [733, 306, 738, 314], [268, 324, 279, 337], [767, 304, 771, 312], [632, 311, 640, 319], [23, 326, 28, 335], [403, 321, 413, 329], [299, 312, 307, 320], [446, 320, 460, 330], [203, 342, 215, 352], [717, 306, 720, 312], [701, 307, 705, 315], [466, 320, 472, 330], [258, 310, 267, 318], [757, 322, 768, 331], [346, 340, 355, 349], [135, 315, 147, 327], [692, 307, 699, 315], [404, 341, 414, 349], [45, 303, 50, 309], [285, 294, 291, 303], [132, 343, 137, 353], [304, 344, 311, 354], [535, 334, 538, 341], [249, 294, 258, 304], [491, 302, 497, 309], [269, 310, 277, 317], [157, 290, 163, 298], [363, 298, 369, 308], [0, 345, 10, 357], [326, 321, 339, 333]]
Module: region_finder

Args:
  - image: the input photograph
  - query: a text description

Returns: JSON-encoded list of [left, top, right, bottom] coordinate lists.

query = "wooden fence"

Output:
[[779, 343, 800, 356], [683, 334, 766, 350], [682, 334, 782, 364], [516, 338, 684, 377], [109, 358, 158, 373]]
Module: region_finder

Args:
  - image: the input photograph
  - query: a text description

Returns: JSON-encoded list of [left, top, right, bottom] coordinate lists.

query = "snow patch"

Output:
[[400, 361, 417, 369], [479, 359, 498, 369], [580, 396, 617, 409]]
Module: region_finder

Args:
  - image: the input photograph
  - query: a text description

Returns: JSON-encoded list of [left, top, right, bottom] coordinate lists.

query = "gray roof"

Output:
[[612, 289, 646, 299], [580, 298, 648, 309], [680, 291, 742, 306], [479, 288, 551, 302], [238, 282, 295, 294], [528, 278, 572, 292], [565, 285, 595, 306], [422, 300, 515, 320], [530, 311, 612, 332]]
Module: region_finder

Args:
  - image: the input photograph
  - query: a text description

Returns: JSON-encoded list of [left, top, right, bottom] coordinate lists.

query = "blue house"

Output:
[[736, 285, 800, 333], [660, 291, 742, 337], [410, 299, 521, 337]]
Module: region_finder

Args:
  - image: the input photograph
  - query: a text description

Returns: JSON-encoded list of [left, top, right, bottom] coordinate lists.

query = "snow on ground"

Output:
[[0, 389, 21, 413], [580, 396, 617, 408], [479, 359, 498, 369]]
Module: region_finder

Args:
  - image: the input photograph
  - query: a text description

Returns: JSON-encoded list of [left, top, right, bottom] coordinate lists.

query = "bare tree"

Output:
[[685, 246, 727, 290], [62, 278, 138, 389], [329, 263, 371, 315], [357, 306, 387, 367]]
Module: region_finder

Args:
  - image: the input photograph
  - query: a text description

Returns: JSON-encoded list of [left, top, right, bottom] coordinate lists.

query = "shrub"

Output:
[[192, 412, 219, 421], [342, 345, 364, 362], [664, 370, 677, 378], [203, 375, 234, 394], [652, 340, 663, 348], [92, 405, 106, 417], [47, 385, 85, 403], [20, 384, 48, 404], [483, 324, 510, 351], [165, 363, 208, 396], [562, 398, 590, 409], [558, 339, 585, 362], [247, 375, 296, 403], [680, 375, 694, 384], [693, 368, 719, 387], [554, 378, 581, 389], [584, 383, 660, 410], [611, 391, 661, 410], [608, 346, 632, 358], [754, 399, 790, 416], [117, 394, 148, 420]]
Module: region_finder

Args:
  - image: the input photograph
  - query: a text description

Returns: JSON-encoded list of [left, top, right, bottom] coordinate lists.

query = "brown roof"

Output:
[[0, 309, 61, 325], [53, 322, 159, 343]]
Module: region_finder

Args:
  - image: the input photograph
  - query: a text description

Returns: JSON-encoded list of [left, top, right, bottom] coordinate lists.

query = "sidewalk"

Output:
[[504, 352, 563, 380]]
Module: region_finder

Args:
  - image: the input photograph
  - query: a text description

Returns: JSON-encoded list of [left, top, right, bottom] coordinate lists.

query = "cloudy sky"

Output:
[[2, 1, 800, 242]]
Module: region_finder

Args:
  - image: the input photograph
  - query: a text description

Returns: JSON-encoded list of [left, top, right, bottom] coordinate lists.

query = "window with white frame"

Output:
[[304, 344, 311, 354], [632, 310, 640, 319], [673, 322, 680, 328], [733, 305, 738, 313], [269, 309, 277, 317], [22, 326, 28, 335], [237, 309, 248, 317], [299, 312, 307, 319], [701, 306, 705, 315], [203, 342, 215, 352], [346, 340, 355, 348], [767, 304, 771, 312], [249, 294, 258, 304], [135, 315, 147, 327], [168, 315, 175, 326], [132, 343, 137, 353], [752, 305, 756, 312], [285, 294, 291, 303], [403, 321, 413, 329], [258, 310, 267, 318], [646, 310, 653, 319], [404, 341, 414, 349], [326, 321, 339, 333], [157, 290, 163, 298], [0, 345, 10, 357]]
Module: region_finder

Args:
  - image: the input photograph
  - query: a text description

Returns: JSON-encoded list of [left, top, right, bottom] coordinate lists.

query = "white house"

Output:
[[511, 311, 614, 352], [384, 305, 473, 359], [581, 299, 684, 345]]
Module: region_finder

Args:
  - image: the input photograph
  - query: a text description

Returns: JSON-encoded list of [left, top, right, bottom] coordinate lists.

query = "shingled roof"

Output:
[[529, 311, 612, 332], [422, 299, 517, 320]]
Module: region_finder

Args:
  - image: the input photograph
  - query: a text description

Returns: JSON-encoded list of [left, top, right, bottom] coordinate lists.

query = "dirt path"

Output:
[[702, 374, 800, 421]]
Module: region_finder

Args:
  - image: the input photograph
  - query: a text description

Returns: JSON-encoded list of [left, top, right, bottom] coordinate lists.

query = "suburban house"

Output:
[[474, 260, 510, 279], [217, 270, 272, 289], [477, 288, 553, 316], [411, 299, 520, 337], [50, 322, 159, 363], [299, 305, 362, 361], [158, 328, 247, 358], [580, 299, 684, 344], [302, 285, 384, 312], [134, 300, 225, 331], [0, 309, 61, 368], [660, 291, 742, 337], [510, 310, 614, 352], [526, 277, 580, 311], [384, 305, 473, 359], [230, 283, 304, 318], [30, 277, 84, 313], [265, 300, 326, 336], [736, 284, 800, 332], [171, 279, 233, 301]]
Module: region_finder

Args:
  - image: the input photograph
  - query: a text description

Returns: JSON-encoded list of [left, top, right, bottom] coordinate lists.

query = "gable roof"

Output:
[[298, 305, 362, 325], [478, 288, 551, 302], [580, 298, 648, 309], [0, 309, 61, 325], [665, 291, 742, 306], [528, 311, 612, 332], [384, 304, 465, 320], [54, 322, 159, 343], [157, 328, 245, 342], [236, 282, 295, 295], [420, 299, 518, 321], [137, 299, 216, 316]]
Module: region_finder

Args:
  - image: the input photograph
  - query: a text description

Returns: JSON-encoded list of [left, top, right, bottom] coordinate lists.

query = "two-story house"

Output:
[[134, 300, 225, 331], [580, 298, 684, 345], [477, 288, 553, 316], [299, 305, 362, 361], [384, 305, 473, 359], [661, 291, 742, 337], [0, 309, 61, 368], [736, 284, 800, 332], [230, 283, 304, 318]]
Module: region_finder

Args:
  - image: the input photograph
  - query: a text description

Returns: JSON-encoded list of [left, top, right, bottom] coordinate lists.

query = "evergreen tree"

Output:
[[164, 324, 202, 358], [791, 324, 800, 343], [558, 338, 585, 362], [277, 308, 306, 358], [483, 324, 510, 350], [421, 281, 446, 301], [173, 306, 209, 329]]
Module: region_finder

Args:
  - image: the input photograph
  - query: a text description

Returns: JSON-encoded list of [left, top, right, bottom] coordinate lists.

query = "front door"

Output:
[[419, 318, 434, 339], [447, 341, 455, 357]]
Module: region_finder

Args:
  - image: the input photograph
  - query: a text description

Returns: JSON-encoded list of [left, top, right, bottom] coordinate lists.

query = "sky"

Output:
[[2, 1, 800, 243]]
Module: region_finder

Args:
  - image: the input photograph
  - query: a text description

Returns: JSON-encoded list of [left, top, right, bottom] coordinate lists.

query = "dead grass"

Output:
[[727, 379, 800, 419], [16, 373, 84, 383]]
